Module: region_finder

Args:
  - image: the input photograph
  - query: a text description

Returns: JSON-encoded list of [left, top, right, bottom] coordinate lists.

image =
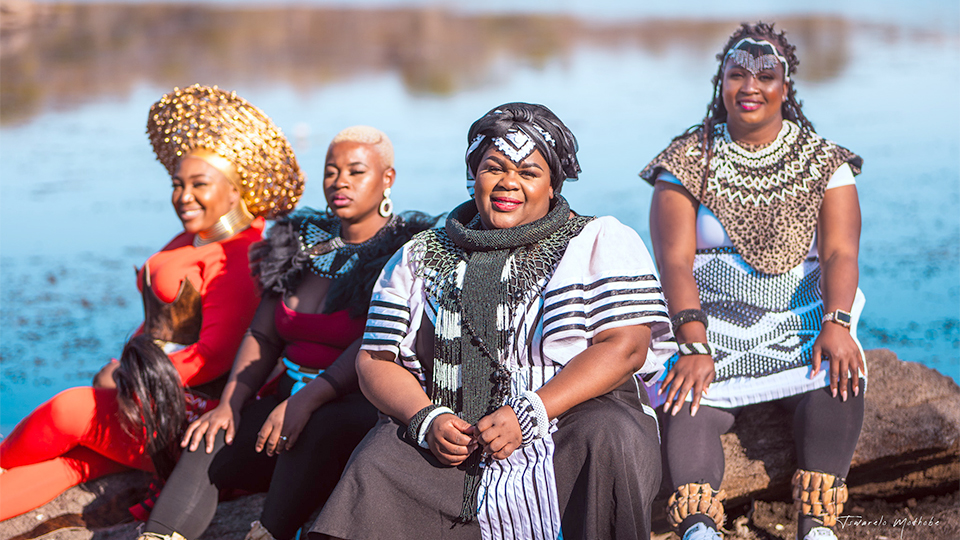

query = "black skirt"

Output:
[[310, 378, 661, 540]]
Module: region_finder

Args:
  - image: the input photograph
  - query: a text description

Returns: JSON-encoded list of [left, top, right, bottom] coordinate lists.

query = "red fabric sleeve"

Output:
[[167, 225, 262, 387]]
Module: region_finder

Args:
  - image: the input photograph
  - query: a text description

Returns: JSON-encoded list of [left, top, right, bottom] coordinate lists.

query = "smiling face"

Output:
[[324, 141, 395, 225], [472, 147, 553, 230], [721, 58, 788, 143], [171, 156, 240, 234]]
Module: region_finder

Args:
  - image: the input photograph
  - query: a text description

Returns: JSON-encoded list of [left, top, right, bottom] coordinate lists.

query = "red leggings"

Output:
[[0, 387, 153, 520]]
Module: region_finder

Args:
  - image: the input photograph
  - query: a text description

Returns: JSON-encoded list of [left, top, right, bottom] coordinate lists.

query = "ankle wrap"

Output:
[[667, 482, 727, 529], [137, 533, 186, 540], [791, 469, 848, 527], [244, 521, 277, 540]]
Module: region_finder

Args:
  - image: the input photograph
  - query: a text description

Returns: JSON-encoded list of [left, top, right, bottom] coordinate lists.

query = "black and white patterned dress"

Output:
[[640, 121, 867, 408], [316, 216, 674, 540]]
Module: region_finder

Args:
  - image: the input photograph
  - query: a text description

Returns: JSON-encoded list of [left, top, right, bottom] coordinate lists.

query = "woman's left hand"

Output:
[[812, 322, 864, 401], [255, 393, 313, 456], [475, 406, 523, 460]]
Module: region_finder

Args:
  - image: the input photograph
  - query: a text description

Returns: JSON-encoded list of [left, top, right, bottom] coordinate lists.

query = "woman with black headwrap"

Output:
[[310, 103, 675, 540]]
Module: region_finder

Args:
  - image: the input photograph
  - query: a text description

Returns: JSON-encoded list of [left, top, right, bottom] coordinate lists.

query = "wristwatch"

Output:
[[822, 309, 852, 329]]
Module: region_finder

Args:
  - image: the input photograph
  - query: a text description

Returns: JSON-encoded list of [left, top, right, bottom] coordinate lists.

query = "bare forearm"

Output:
[[220, 332, 282, 409], [290, 339, 362, 413], [357, 350, 432, 424], [536, 325, 650, 419], [820, 252, 858, 312]]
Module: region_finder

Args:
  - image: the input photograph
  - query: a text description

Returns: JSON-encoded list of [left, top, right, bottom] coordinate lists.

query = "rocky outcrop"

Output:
[[712, 348, 960, 506], [1, 349, 957, 540]]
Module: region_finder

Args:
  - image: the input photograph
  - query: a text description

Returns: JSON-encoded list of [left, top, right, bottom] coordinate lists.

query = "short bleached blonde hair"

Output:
[[329, 125, 394, 169]]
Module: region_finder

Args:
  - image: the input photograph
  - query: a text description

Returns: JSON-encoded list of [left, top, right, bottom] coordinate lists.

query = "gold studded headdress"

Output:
[[147, 84, 305, 219]]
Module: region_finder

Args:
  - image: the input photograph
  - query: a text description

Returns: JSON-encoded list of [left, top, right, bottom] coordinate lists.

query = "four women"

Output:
[[2, 21, 868, 540]]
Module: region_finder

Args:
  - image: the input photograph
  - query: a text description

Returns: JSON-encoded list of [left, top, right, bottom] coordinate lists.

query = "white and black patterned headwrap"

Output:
[[724, 37, 790, 81], [465, 102, 581, 196]]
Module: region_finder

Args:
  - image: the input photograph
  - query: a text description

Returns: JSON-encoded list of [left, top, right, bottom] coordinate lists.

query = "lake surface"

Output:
[[1, 1, 958, 433]]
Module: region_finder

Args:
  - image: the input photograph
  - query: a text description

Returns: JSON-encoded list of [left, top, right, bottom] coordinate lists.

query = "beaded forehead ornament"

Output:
[[146, 84, 305, 219], [724, 37, 790, 81], [465, 122, 557, 196]]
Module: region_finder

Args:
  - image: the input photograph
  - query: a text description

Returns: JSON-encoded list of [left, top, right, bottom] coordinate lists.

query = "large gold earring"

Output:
[[379, 187, 393, 217]]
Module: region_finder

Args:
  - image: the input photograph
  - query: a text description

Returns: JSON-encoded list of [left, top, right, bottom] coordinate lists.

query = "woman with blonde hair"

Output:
[[139, 126, 438, 540]]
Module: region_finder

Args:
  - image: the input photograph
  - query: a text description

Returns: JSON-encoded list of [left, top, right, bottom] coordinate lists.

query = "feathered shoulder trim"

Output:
[[251, 209, 440, 317]]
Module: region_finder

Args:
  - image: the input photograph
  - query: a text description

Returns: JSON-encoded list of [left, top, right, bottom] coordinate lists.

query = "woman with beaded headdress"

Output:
[[640, 22, 866, 540], [309, 103, 675, 540], [0, 85, 304, 521], [137, 126, 438, 540]]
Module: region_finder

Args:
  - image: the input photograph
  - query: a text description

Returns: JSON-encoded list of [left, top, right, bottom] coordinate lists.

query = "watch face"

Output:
[[836, 311, 852, 324]]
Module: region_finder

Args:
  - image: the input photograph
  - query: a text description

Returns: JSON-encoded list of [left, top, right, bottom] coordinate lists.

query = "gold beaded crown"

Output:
[[146, 84, 305, 219]]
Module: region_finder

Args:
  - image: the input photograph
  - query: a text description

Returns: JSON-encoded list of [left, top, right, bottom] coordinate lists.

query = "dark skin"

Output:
[[182, 140, 397, 455], [358, 147, 652, 465], [650, 55, 864, 417], [92, 157, 242, 389]]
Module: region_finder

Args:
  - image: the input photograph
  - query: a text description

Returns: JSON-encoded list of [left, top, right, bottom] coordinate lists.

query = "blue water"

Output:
[[1, 2, 958, 434]]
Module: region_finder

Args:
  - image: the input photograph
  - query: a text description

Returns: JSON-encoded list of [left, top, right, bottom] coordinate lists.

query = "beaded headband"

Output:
[[465, 123, 559, 196], [724, 38, 790, 81], [147, 84, 305, 219]]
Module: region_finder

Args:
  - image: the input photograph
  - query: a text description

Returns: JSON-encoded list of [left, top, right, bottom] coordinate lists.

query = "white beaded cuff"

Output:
[[509, 390, 550, 446]]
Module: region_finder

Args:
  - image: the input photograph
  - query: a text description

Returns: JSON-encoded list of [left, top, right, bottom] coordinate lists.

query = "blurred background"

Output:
[[1, 0, 957, 433]]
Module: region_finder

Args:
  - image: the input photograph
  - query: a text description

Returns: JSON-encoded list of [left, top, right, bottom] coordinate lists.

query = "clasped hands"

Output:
[[426, 406, 522, 466]]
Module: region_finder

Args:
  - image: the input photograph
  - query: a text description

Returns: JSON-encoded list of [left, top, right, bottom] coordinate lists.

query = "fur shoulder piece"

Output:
[[251, 209, 441, 317]]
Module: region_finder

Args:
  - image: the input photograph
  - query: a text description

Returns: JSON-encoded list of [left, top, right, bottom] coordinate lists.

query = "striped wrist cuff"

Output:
[[678, 342, 714, 357]]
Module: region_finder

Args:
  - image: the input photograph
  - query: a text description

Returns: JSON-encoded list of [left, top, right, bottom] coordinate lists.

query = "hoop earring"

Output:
[[378, 187, 393, 217]]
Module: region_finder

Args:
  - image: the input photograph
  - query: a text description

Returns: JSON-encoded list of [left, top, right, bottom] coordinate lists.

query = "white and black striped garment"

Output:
[[648, 249, 866, 410], [362, 216, 674, 540]]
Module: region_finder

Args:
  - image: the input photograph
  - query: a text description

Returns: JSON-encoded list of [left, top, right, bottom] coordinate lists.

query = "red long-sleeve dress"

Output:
[[0, 219, 264, 521]]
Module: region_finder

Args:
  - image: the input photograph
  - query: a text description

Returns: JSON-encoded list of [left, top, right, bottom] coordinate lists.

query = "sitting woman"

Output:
[[139, 126, 438, 540], [0, 85, 304, 521], [642, 22, 866, 540], [310, 103, 675, 540]]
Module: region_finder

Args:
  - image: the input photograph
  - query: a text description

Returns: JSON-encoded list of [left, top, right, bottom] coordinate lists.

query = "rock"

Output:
[[711, 349, 960, 506], [0, 473, 265, 540], [2, 349, 957, 539]]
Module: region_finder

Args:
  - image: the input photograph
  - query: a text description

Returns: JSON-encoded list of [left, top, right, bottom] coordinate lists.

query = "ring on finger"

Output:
[[279, 435, 289, 442]]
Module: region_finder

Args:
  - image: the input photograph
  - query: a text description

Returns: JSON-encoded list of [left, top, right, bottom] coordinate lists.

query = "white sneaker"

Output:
[[802, 526, 838, 540], [682, 522, 723, 540]]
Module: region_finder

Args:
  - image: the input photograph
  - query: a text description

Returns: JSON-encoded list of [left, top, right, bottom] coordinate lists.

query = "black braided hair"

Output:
[[693, 21, 815, 199], [466, 102, 581, 193], [114, 334, 186, 479]]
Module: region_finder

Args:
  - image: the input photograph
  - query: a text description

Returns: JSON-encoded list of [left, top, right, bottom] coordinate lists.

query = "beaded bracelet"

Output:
[[407, 404, 441, 445], [508, 391, 550, 447], [416, 406, 455, 448], [670, 308, 708, 332], [677, 342, 715, 357]]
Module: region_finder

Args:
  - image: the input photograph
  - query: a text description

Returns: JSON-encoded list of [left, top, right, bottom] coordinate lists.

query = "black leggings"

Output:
[[660, 380, 864, 534], [146, 377, 378, 540]]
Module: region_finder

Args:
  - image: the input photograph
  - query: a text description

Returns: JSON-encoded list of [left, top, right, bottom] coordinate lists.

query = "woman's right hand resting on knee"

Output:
[[182, 401, 241, 453], [182, 297, 285, 454]]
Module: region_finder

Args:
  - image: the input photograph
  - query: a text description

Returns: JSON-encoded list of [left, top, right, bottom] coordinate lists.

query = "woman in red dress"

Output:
[[0, 85, 305, 521]]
